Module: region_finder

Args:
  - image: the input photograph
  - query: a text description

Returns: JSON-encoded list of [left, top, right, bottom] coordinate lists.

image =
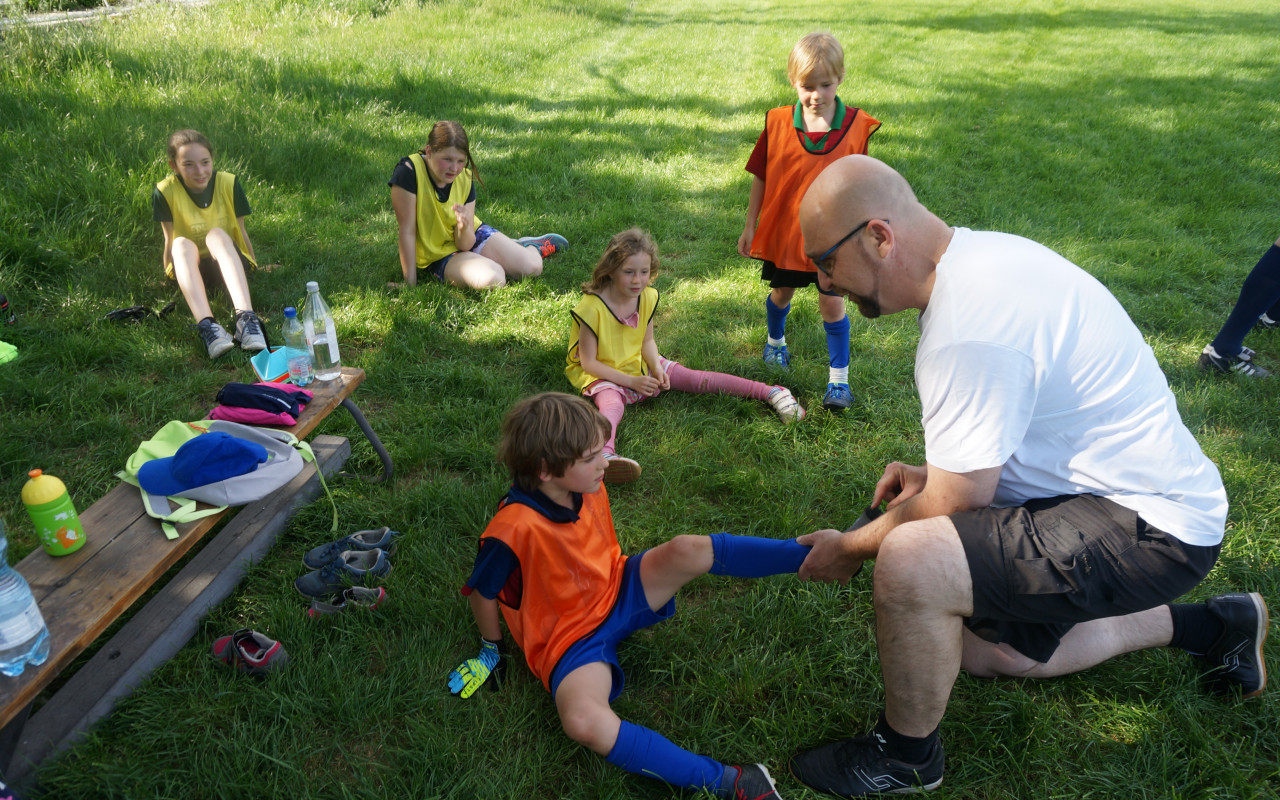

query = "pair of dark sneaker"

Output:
[[294, 527, 401, 598], [788, 593, 1268, 798]]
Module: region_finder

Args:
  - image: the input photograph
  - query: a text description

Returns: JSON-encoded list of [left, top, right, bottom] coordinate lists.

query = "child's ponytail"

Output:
[[421, 120, 482, 186]]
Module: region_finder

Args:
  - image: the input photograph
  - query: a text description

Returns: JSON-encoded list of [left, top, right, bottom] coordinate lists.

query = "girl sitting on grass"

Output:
[[153, 129, 267, 359], [388, 120, 566, 290], [565, 228, 806, 483]]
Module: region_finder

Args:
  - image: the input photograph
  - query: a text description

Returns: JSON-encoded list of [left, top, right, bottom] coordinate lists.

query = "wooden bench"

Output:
[[0, 366, 390, 786]]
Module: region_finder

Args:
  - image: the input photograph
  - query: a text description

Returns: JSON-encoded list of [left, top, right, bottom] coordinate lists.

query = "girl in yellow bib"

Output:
[[389, 121, 566, 290], [153, 129, 266, 359], [566, 229, 806, 483]]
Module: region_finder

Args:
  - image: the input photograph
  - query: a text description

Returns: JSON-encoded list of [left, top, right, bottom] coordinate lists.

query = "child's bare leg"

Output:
[[442, 252, 507, 290], [171, 237, 214, 321], [557, 661, 731, 793], [480, 231, 542, 280], [205, 228, 254, 311], [639, 535, 715, 610], [555, 662, 622, 755], [769, 285, 795, 309], [817, 291, 846, 324]]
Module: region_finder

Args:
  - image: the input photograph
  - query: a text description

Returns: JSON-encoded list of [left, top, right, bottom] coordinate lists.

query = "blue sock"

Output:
[[824, 315, 851, 372], [765, 295, 790, 341], [708, 532, 809, 577], [605, 720, 725, 792], [1211, 244, 1280, 357]]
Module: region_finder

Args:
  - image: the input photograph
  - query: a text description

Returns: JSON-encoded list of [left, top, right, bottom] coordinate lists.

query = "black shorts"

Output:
[[759, 260, 842, 297], [953, 494, 1219, 663]]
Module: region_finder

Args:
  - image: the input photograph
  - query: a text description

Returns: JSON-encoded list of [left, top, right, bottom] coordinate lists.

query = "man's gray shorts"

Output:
[[952, 494, 1219, 663]]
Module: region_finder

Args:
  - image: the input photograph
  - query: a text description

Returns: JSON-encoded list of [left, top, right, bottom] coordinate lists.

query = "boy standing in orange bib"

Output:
[[738, 32, 880, 411]]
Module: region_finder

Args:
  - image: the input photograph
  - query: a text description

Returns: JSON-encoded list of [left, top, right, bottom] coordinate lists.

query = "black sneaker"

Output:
[[1199, 344, 1270, 377], [727, 764, 783, 800], [790, 732, 943, 797], [1198, 592, 1269, 698], [1256, 314, 1279, 330]]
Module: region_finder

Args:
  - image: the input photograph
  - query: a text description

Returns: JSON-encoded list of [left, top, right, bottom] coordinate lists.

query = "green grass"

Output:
[[1, 0, 1278, 797]]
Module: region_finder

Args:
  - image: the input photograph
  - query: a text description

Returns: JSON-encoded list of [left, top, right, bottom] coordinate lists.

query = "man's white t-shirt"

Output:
[[917, 228, 1227, 546]]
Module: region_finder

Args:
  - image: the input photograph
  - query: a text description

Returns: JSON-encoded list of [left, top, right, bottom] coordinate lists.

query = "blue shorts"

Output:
[[549, 550, 675, 701], [426, 224, 498, 281]]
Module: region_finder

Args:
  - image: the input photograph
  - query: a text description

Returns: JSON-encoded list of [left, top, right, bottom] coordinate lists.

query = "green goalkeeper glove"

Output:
[[448, 637, 504, 698]]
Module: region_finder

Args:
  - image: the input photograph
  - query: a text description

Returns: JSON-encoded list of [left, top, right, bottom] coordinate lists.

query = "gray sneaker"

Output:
[[196, 317, 235, 359], [234, 310, 267, 352]]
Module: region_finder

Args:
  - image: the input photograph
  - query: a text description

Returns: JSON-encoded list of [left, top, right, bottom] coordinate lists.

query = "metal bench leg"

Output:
[[340, 397, 394, 483], [0, 702, 30, 780]]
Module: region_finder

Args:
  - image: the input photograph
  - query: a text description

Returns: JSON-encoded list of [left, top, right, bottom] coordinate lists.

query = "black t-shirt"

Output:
[[152, 173, 252, 222], [388, 156, 477, 205]]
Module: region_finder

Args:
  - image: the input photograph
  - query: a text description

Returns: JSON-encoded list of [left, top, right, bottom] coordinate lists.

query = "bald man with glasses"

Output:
[[787, 155, 1267, 798]]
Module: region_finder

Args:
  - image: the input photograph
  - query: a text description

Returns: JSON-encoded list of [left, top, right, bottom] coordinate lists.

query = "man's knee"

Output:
[[873, 519, 970, 612]]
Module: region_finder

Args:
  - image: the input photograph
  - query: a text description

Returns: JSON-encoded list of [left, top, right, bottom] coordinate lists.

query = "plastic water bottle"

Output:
[[21, 469, 86, 557], [300, 281, 341, 381], [0, 518, 51, 677], [281, 307, 314, 387]]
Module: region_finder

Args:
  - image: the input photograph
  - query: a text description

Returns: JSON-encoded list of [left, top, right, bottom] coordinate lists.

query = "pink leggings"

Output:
[[593, 363, 775, 455]]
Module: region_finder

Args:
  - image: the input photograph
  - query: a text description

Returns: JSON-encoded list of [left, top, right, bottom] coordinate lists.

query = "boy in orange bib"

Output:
[[449, 392, 811, 799], [738, 32, 880, 411]]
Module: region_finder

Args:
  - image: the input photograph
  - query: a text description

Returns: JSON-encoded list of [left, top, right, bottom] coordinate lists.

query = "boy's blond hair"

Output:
[[499, 393, 610, 493], [787, 32, 845, 84]]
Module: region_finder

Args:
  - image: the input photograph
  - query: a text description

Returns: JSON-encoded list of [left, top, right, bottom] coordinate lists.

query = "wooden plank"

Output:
[[0, 370, 365, 731], [0, 492, 229, 730], [4, 436, 351, 783], [287, 367, 364, 440]]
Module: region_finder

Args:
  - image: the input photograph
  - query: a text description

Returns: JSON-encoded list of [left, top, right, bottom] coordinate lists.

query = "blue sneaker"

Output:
[[516, 233, 567, 258], [294, 549, 392, 598], [302, 527, 402, 569], [822, 382, 855, 411], [763, 342, 791, 368]]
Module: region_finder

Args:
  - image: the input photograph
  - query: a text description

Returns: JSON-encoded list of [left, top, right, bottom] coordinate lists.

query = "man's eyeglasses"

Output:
[[813, 218, 884, 276]]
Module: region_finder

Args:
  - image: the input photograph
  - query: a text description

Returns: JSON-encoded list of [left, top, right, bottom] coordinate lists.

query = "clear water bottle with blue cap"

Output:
[[0, 517, 50, 677], [282, 307, 314, 387]]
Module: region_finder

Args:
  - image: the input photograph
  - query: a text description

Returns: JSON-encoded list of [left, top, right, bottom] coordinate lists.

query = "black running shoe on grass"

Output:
[[790, 731, 943, 797]]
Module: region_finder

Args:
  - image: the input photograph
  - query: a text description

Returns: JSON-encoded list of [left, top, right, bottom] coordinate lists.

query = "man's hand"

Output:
[[797, 528, 864, 584], [447, 637, 504, 698], [873, 462, 928, 509]]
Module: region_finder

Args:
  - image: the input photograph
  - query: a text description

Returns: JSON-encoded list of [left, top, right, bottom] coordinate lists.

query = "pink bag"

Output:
[[208, 382, 314, 427]]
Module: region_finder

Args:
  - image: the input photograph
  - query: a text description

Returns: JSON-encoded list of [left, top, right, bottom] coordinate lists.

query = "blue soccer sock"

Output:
[[605, 720, 725, 793], [708, 532, 809, 578], [824, 314, 851, 374], [765, 295, 790, 343]]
